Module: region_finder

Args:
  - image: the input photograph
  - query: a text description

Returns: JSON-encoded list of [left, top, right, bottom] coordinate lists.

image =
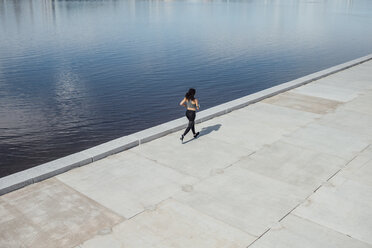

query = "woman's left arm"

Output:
[[196, 99, 200, 110], [180, 97, 186, 107]]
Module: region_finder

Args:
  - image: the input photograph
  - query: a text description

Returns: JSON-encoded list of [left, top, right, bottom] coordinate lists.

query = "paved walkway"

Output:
[[1, 60, 372, 248]]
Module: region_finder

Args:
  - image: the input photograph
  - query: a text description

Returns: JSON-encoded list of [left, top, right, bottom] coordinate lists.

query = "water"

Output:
[[1, 0, 372, 177]]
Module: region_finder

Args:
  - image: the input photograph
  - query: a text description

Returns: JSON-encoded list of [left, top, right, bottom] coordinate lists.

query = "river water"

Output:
[[1, 0, 372, 177]]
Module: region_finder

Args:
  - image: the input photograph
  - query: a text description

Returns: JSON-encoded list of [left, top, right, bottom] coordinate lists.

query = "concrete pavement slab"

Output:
[[291, 83, 360, 102], [316, 61, 372, 91], [263, 92, 342, 114], [324, 61, 372, 86], [316, 108, 372, 142], [236, 141, 346, 192], [341, 158, 372, 188], [196, 113, 291, 151], [321, 78, 372, 91], [228, 102, 321, 132], [281, 123, 369, 161], [249, 214, 372, 248], [130, 132, 253, 179], [0, 178, 122, 248], [336, 145, 372, 187], [57, 151, 198, 219], [340, 91, 372, 116], [174, 166, 308, 237], [294, 176, 372, 245], [77, 199, 256, 248]]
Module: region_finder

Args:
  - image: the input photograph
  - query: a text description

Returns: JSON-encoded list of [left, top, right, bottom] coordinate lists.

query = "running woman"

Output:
[[179, 88, 200, 142]]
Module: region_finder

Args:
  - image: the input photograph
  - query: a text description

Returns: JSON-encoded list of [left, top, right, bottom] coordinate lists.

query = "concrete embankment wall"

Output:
[[1, 53, 372, 196]]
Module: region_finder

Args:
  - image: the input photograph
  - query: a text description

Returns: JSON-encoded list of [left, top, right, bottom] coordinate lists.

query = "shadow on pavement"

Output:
[[182, 124, 222, 144], [199, 124, 222, 137]]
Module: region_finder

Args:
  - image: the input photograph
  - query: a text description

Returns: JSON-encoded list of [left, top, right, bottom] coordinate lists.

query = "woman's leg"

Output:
[[191, 121, 196, 135], [189, 111, 200, 138], [183, 110, 196, 136]]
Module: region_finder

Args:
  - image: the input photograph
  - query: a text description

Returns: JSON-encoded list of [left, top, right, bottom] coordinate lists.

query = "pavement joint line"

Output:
[[291, 213, 372, 246], [144, 197, 176, 213], [265, 168, 367, 246], [220, 151, 258, 174], [273, 177, 325, 226], [275, 162, 346, 228], [277, 147, 364, 225], [278, 202, 303, 223], [324, 143, 371, 184], [269, 148, 366, 240], [171, 197, 259, 239], [246, 228, 271, 248], [313, 184, 323, 194], [127, 150, 162, 165], [326, 168, 343, 183], [1, 53, 371, 196], [356, 144, 371, 157], [296, 174, 337, 212], [127, 209, 146, 221]]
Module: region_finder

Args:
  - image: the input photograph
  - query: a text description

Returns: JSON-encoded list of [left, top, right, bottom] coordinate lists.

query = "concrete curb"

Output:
[[1, 54, 371, 196]]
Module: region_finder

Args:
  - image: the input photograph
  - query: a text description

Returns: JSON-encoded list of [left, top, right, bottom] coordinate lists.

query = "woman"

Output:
[[179, 88, 200, 142]]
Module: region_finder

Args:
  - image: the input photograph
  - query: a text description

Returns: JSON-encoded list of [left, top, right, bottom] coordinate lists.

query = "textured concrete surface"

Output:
[[235, 140, 346, 192], [248, 214, 372, 248], [57, 152, 198, 219], [293, 146, 372, 245], [78, 199, 256, 248], [1, 59, 372, 248], [0, 178, 122, 248], [263, 92, 342, 114], [174, 166, 308, 236]]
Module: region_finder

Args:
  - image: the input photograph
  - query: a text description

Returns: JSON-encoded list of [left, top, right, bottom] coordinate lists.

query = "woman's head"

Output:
[[185, 88, 196, 100]]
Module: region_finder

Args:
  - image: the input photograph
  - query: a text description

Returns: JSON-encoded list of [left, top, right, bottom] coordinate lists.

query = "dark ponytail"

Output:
[[185, 88, 196, 100]]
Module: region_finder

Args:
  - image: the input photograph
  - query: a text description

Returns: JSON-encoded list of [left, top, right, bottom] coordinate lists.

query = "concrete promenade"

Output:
[[1, 59, 372, 247]]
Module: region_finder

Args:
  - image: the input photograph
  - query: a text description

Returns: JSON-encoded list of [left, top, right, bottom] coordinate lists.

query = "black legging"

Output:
[[183, 110, 196, 136]]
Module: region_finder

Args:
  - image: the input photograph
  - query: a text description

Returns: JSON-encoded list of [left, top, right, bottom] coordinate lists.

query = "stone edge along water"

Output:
[[1, 54, 372, 196]]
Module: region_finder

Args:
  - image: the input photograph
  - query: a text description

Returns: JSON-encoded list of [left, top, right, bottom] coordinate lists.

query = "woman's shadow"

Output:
[[183, 124, 222, 144]]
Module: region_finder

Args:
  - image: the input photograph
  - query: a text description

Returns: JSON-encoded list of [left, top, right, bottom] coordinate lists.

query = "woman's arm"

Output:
[[195, 99, 200, 110], [179, 97, 186, 107]]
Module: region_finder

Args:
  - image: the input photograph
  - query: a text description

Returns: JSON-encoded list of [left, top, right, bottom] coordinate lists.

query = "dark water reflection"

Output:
[[1, 0, 372, 177]]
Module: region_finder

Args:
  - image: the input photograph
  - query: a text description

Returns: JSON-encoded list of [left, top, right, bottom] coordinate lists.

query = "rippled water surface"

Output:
[[1, 0, 372, 177]]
